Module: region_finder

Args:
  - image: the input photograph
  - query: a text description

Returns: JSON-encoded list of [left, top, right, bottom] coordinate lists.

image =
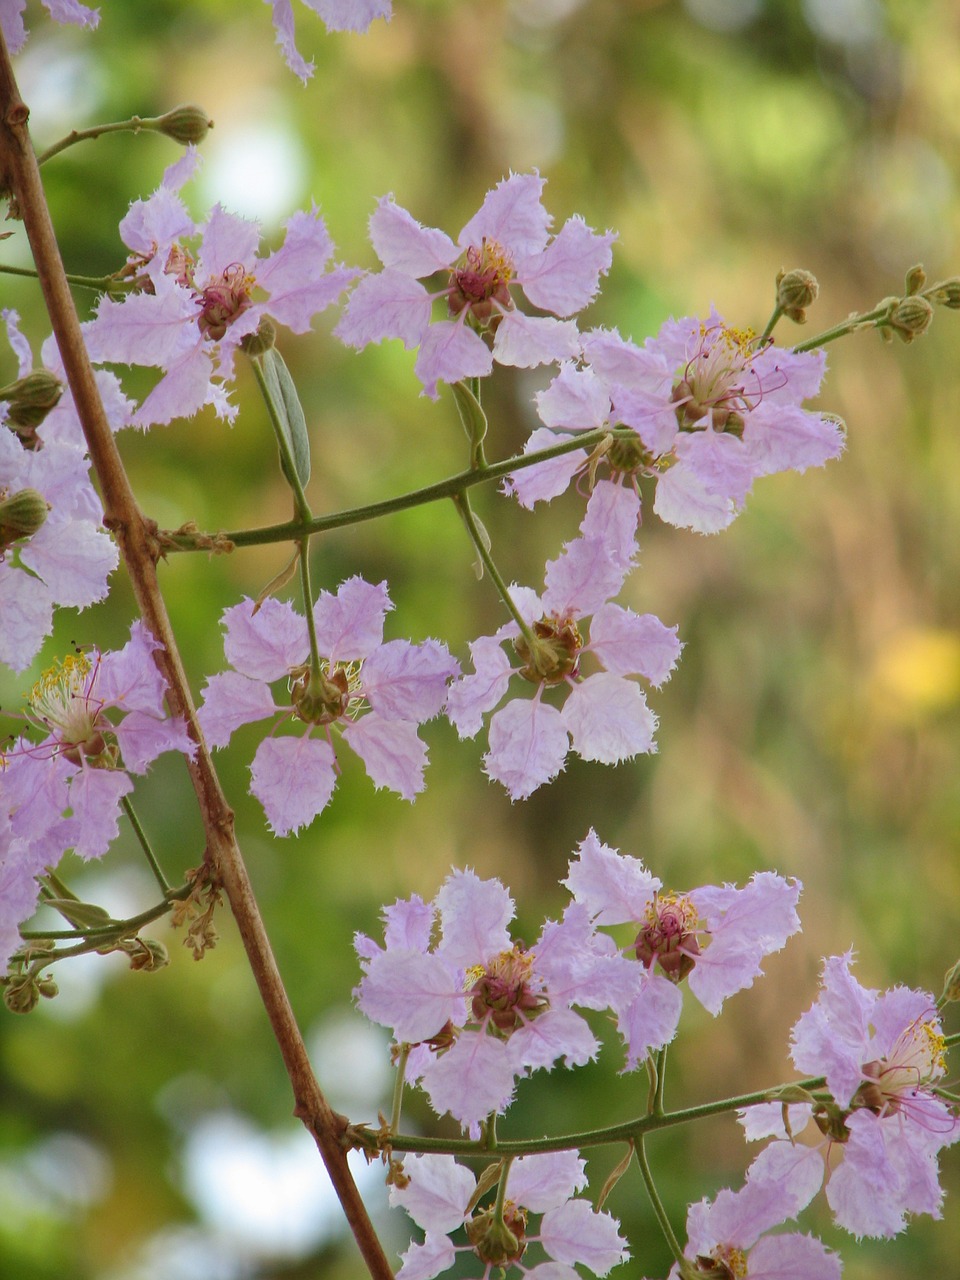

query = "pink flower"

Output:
[[355, 869, 638, 1130], [391, 1151, 628, 1279], [446, 483, 680, 800], [266, 0, 392, 81], [197, 581, 458, 835], [86, 152, 357, 425], [0, 312, 121, 671], [2, 622, 195, 864], [0, 803, 55, 975], [786, 952, 960, 1238], [564, 830, 802, 1068], [506, 312, 844, 533], [0, 0, 99, 55], [335, 172, 615, 398], [669, 1143, 840, 1280]]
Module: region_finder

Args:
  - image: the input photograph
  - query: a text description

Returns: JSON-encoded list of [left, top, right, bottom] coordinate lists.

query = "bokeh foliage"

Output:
[[1, 0, 959, 1276]]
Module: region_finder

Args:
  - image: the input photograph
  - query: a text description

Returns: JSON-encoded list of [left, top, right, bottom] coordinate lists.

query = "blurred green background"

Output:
[[1, 0, 959, 1276]]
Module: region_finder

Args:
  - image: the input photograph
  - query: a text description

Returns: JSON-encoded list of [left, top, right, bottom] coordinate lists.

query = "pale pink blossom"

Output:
[[336, 172, 614, 398], [86, 154, 356, 425], [355, 869, 638, 1130], [446, 483, 680, 800], [507, 312, 844, 534], [784, 952, 960, 1238], [2, 623, 194, 865], [564, 830, 802, 1068], [0, 0, 98, 55], [391, 1151, 628, 1279], [197, 581, 457, 835]]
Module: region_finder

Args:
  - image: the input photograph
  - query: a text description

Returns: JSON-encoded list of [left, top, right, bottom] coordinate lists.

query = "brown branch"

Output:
[[0, 42, 393, 1280]]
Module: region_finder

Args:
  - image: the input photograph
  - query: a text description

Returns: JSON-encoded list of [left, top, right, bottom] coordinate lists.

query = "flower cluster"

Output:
[[392, 1151, 628, 1280], [85, 149, 356, 426], [447, 482, 681, 799], [336, 171, 614, 398], [198, 579, 457, 835], [507, 312, 845, 534]]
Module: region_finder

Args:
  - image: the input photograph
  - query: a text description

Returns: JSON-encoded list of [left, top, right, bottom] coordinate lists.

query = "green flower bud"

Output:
[[3, 974, 41, 1013], [889, 295, 934, 343], [776, 268, 819, 323], [904, 264, 926, 295], [0, 487, 50, 549], [127, 938, 169, 972], [0, 370, 63, 443], [927, 277, 960, 310], [240, 317, 278, 356], [941, 958, 960, 1003], [155, 104, 214, 146]]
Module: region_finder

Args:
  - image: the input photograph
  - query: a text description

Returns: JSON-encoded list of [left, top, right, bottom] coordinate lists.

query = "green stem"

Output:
[[653, 1046, 668, 1116], [634, 1134, 686, 1268], [0, 262, 128, 292], [121, 794, 170, 894], [298, 534, 323, 678], [36, 115, 165, 165], [164, 427, 615, 552], [757, 303, 784, 345], [792, 301, 895, 353], [369, 1075, 828, 1159], [17, 882, 192, 945], [455, 489, 539, 651], [389, 1044, 411, 1134]]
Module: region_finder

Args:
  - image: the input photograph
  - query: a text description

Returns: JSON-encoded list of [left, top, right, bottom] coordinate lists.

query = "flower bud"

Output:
[[240, 318, 277, 356], [903, 263, 926, 295], [0, 369, 63, 442], [941, 958, 960, 1003], [127, 938, 169, 971], [927, 277, 960, 310], [0, 487, 50, 550], [465, 1204, 526, 1266], [888, 295, 933, 343], [776, 268, 819, 323], [514, 618, 582, 685], [155, 104, 214, 146], [3, 974, 42, 1013]]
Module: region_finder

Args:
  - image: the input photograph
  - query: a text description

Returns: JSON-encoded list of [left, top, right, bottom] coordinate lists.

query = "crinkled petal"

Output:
[[0, 566, 54, 672], [747, 1233, 841, 1280], [264, 0, 315, 82], [508, 1006, 599, 1073], [562, 672, 657, 764], [744, 403, 845, 476], [20, 520, 117, 608], [542, 533, 627, 620], [69, 767, 133, 859], [540, 1199, 629, 1275], [577, 480, 639, 573], [492, 311, 580, 369], [536, 361, 610, 429], [342, 713, 428, 799], [222, 596, 308, 679], [445, 636, 513, 737], [356, 949, 462, 1044], [313, 576, 391, 661], [368, 197, 457, 275], [506, 1151, 587, 1212], [563, 828, 661, 925], [256, 205, 356, 331], [414, 320, 493, 399], [198, 671, 279, 747], [505, 427, 586, 508], [361, 638, 458, 721], [113, 710, 194, 774], [458, 172, 551, 259], [419, 1032, 517, 1127], [653, 464, 737, 534], [249, 734, 337, 835], [517, 217, 615, 316], [484, 697, 569, 800], [619, 971, 684, 1068], [334, 269, 433, 350], [589, 604, 681, 685], [436, 868, 513, 967], [306, 0, 392, 35], [389, 1154, 474, 1232]]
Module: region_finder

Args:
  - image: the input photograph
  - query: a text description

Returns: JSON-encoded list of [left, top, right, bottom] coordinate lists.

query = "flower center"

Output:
[[291, 660, 365, 726], [466, 944, 548, 1033], [671, 323, 758, 434], [465, 1202, 527, 1266], [856, 1017, 947, 1115], [694, 1244, 748, 1279], [197, 262, 255, 340], [634, 892, 701, 982], [514, 617, 583, 686], [27, 653, 111, 763], [448, 238, 514, 326]]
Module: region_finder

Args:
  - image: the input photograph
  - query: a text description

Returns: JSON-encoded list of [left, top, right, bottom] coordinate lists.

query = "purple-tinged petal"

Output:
[[752, 344, 826, 403], [381, 895, 435, 952], [742, 1140, 825, 1226], [369, 197, 457, 275], [653, 464, 737, 534], [445, 636, 513, 738], [2, 309, 33, 377], [307, 0, 392, 35], [19, 520, 116, 608], [563, 671, 657, 764], [361, 638, 458, 721], [577, 480, 639, 572], [582, 327, 671, 393], [420, 1031, 517, 1127], [484, 697, 568, 800], [542, 533, 627, 620], [563, 828, 660, 925], [356, 949, 462, 1044], [505, 427, 585, 508], [517, 217, 615, 316], [198, 671, 279, 747], [69, 767, 133, 859], [114, 710, 194, 773], [395, 1234, 455, 1280], [0, 819, 50, 973], [691, 871, 801, 951], [747, 1233, 841, 1280], [508, 1006, 598, 1073], [506, 1151, 587, 1212], [414, 320, 492, 399], [388, 1154, 474, 1232], [744, 403, 845, 476], [436, 868, 513, 967], [197, 205, 260, 282], [256, 205, 357, 331], [133, 342, 218, 428], [458, 172, 551, 258], [313, 576, 391, 661], [589, 604, 681, 685], [249, 734, 337, 835], [0, 567, 53, 672], [222, 596, 307, 680], [870, 985, 937, 1057], [738, 1101, 812, 1143], [619, 972, 684, 1068], [334, 269, 433, 350], [85, 275, 199, 368], [536, 361, 610, 429], [540, 1199, 629, 1274], [264, 0, 315, 82], [492, 312, 580, 369], [675, 428, 755, 505], [342, 714, 428, 800]]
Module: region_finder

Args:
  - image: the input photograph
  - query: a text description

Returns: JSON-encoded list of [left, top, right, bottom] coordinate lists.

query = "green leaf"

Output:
[[261, 348, 311, 489]]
